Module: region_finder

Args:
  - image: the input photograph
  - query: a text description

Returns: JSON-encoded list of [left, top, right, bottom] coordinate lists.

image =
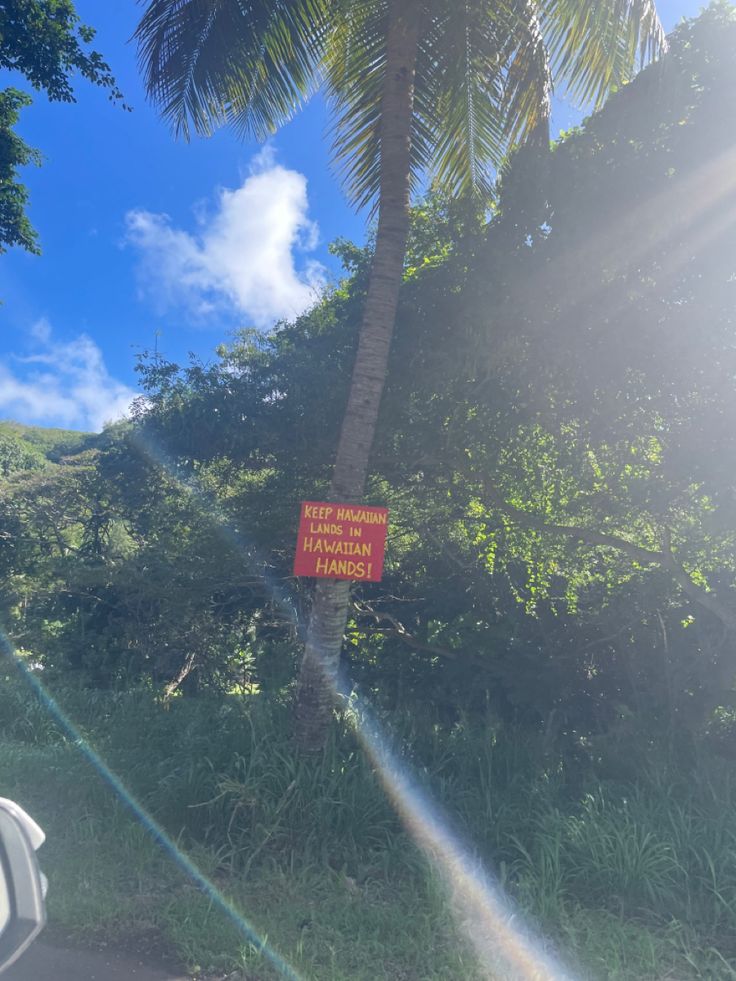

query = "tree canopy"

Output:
[[3, 4, 736, 754], [0, 0, 122, 253]]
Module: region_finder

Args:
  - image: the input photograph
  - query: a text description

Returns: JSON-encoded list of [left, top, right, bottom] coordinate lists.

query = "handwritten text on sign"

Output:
[[293, 501, 389, 581]]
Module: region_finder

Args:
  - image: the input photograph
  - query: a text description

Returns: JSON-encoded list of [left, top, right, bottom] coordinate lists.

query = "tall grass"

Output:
[[0, 671, 735, 978]]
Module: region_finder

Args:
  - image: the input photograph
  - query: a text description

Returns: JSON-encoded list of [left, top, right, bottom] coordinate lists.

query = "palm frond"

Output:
[[135, 0, 330, 140], [499, 0, 552, 150], [417, 0, 551, 198], [324, 0, 388, 211], [323, 0, 430, 212], [138, 0, 666, 205], [326, 0, 549, 208], [541, 0, 666, 108]]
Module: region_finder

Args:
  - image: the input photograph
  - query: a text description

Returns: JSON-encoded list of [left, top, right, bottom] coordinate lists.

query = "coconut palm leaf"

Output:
[[326, 0, 548, 208], [323, 0, 389, 212], [417, 0, 551, 199], [137, 0, 665, 199], [324, 0, 664, 209], [135, 0, 331, 140], [542, 0, 666, 108]]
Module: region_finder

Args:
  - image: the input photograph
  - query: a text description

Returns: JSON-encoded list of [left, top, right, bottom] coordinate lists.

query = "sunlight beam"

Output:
[[0, 629, 304, 981], [123, 430, 576, 979]]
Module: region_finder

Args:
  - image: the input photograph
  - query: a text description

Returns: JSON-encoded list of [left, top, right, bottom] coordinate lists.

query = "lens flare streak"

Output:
[[0, 630, 303, 981], [16, 427, 575, 980], [131, 430, 574, 978], [350, 703, 573, 981]]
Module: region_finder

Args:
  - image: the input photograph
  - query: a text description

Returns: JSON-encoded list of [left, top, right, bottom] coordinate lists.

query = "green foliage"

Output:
[[1, 678, 735, 978], [4, 6, 736, 972], [0, 0, 120, 99], [6, 6, 736, 738], [0, 0, 123, 253], [0, 420, 92, 462], [0, 88, 39, 253], [0, 424, 45, 475], [136, 0, 664, 208]]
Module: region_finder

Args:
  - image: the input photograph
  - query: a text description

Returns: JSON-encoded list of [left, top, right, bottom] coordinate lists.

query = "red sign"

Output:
[[293, 501, 389, 582]]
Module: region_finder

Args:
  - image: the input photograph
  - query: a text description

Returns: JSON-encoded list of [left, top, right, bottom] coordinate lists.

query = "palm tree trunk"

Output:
[[295, 0, 419, 751]]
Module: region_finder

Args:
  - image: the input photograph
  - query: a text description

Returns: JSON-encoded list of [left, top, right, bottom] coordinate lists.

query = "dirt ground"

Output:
[[5, 942, 190, 981]]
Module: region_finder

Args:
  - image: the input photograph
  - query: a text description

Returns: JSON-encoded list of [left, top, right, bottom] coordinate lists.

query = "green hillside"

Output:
[[0, 421, 95, 476]]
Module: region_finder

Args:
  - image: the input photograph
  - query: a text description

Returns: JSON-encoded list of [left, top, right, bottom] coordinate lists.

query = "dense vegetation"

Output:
[[2, 5, 736, 978], [136, 0, 665, 752]]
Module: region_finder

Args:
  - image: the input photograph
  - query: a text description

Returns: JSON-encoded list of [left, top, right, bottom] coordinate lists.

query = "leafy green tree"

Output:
[[0, 425, 45, 475], [136, 0, 665, 749], [415, 1, 736, 735], [0, 2, 725, 754], [0, 0, 123, 253], [9, 0, 736, 748], [0, 88, 40, 253]]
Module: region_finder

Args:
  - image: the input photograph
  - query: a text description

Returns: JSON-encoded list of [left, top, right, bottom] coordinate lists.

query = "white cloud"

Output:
[[0, 319, 137, 432], [125, 150, 326, 328]]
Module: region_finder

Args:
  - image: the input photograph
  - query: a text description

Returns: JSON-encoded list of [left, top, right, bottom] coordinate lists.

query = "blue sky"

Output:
[[0, 0, 703, 431]]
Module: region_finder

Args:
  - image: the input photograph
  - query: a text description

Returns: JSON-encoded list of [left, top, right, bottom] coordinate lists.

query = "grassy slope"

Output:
[[1, 675, 735, 980], [0, 421, 95, 467]]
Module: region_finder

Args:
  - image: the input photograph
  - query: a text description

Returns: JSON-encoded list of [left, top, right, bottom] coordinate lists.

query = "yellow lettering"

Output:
[[309, 522, 343, 535]]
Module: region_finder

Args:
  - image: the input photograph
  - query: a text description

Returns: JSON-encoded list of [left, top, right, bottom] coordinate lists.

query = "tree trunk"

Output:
[[295, 0, 419, 751]]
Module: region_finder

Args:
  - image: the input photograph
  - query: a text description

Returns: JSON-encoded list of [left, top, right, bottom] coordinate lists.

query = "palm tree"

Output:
[[136, 0, 665, 750]]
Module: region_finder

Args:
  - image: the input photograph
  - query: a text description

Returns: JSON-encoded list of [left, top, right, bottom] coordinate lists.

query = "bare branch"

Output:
[[353, 601, 460, 660]]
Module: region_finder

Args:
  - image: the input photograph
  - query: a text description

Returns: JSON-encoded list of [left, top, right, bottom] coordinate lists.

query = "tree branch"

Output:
[[163, 652, 197, 701], [352, 601, 460, 660], [485, 484, 736, 634], [659, 528, 736, 633]]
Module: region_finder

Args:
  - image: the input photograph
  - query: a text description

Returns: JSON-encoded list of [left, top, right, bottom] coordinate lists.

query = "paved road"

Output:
[[5, 942, 190, 980]]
